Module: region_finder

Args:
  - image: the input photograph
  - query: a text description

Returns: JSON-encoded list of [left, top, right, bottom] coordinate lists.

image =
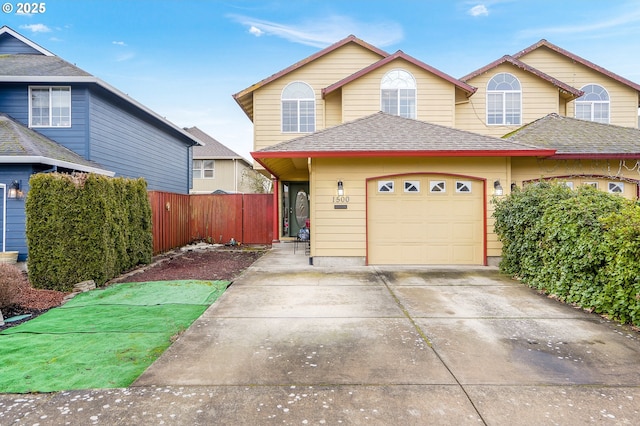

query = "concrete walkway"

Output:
[[2, 243, 640, 425]]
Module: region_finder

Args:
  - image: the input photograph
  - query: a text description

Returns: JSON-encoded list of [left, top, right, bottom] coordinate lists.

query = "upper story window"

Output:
[[282, 82, 315, 133], [381, 69, 416, 118], [29, 86, 71, 127], [575, 84, 610, 124], [193, 159, 214, 179], [487, 73, 521, 125]]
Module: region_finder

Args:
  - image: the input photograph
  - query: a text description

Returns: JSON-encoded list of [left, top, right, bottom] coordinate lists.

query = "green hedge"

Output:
[[493, 182, 640, 326], [25, 173, 153, 291]]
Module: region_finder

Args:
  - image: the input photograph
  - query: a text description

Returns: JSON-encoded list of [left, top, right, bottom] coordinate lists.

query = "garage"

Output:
[[367, 173, 485, 265]]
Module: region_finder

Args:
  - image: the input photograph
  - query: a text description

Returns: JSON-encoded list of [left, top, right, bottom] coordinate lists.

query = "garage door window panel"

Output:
[[430, 181, 446, 193], [456, 181, 472, 193], [378, 180, 395, 192], [404, 181, 420, 193]]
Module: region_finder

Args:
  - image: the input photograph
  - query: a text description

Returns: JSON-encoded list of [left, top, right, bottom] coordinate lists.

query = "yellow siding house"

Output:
[[234, 35, 640, 267]]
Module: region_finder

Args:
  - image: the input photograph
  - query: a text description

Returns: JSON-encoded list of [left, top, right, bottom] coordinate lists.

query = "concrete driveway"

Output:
[[2, 243, 640, 425]]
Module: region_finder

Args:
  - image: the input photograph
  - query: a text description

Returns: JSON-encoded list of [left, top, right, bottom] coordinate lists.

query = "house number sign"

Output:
[[333, 196, 349, 209]]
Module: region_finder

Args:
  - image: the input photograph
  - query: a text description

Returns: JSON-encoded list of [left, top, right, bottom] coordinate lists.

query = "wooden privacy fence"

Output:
[[148, 191, 273, 254]]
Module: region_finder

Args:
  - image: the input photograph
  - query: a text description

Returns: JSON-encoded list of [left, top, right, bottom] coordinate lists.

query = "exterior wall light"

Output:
[[493, 180, 503, 196], [337, 180, 344, 196], [7, 180, 23, 200]]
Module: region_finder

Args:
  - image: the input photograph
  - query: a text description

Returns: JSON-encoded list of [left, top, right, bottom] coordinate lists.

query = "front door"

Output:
[[288, 182, 309, 237]]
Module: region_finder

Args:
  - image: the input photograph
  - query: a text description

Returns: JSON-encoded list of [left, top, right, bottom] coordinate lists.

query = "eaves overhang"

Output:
[[2, 155, 115, 176], [251, 148, 557, 179]]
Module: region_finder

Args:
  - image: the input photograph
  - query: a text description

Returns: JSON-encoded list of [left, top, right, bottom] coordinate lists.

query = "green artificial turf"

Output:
[[0, 280, 229, 393]]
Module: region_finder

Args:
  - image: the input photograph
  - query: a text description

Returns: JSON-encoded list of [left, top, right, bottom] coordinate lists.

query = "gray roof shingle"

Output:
[[0, 113, 112, 174], [185, 126, 246, 160], [0, 54, 92, 77], [257, 112, 550, 155], [504, 113, 640, 156]]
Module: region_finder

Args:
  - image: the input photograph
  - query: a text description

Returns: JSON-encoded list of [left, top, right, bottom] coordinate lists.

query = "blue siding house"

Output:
[[0, 26, 202, 261]]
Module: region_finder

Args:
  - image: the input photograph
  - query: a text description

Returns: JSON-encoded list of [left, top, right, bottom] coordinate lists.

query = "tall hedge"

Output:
[[493, 182, 640, 326], [25, 173, 153, 291]]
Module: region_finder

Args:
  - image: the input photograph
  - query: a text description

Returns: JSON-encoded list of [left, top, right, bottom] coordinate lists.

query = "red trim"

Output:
[[550, 153, 640, 160], [364, 172, 488, 266], [460, 55, 583, 98], [272, 178, 280, 243], [323, 50, 476, 98], [253, 149, 556, 159], [233, 35, 388, 103], [513, 39, 640, 94]]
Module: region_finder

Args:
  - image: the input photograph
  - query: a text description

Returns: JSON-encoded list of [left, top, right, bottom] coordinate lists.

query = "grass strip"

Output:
[[0, 280, 229, 393]]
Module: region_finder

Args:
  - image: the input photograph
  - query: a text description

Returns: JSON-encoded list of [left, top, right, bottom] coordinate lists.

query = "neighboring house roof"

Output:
[[233, 34, 389, 121], [460, 55, 583, 100], [185, 126, 250, 163], [322, 50, 476, 98], [0, 113, 114, 175], [0, 25, 202, 147], [255, 112, 553, 157], [504, 113, 640, 159]]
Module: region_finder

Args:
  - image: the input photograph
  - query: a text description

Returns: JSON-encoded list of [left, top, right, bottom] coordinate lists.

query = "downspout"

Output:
[[234, 159, 238, 193], [1, 183, 6, 252]]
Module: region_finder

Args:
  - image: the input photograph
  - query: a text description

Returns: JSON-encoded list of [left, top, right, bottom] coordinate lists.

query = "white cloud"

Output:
[[517, 3, 640, 39], [468, 4, 489, 17], [249, 26, 263, 37], [228, 14, 403, 48], [112, 41, 127, 46], [20, 23, 51, 33]]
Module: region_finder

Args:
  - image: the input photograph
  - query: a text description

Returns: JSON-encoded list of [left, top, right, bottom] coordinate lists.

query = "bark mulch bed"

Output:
[[0, 244, 267, 330]]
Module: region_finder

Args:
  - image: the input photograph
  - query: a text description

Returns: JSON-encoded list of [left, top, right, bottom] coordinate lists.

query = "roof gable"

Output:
[[322, 50, 476, 98], [513, 39, 640, 94], [504, 113, 640, 158], [0, 28, 202, 148], [460, 55, 583, 99], [0, 25, 53, 55], [0, 113, 113, 175], [185, 126, 248, 162], [233, 35, 389, 120]]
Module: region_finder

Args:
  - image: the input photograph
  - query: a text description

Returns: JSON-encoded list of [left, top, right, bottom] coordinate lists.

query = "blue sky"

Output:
[[3, 0, 640, 160]]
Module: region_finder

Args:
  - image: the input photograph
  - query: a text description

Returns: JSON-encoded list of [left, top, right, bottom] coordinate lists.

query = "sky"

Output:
[[3, 0, 640, 160]]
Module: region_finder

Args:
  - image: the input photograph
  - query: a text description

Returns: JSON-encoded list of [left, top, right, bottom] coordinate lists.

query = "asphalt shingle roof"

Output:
[[185, 126, 246, 160], [257, 112, 549, 155], [0, 113, 112, 174], [504, 113, 640, 156], [0, 54, 92, 77]]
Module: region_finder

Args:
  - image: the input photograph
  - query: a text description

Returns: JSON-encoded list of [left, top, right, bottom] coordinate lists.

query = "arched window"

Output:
[[487, 73, 521, 125], [381, 69, 416, 118], [282, 82, 315, 133], [575, 84, 609, 123]]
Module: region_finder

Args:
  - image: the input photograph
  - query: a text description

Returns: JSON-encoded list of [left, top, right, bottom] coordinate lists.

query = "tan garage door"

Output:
[[367, 174, 484, 265]]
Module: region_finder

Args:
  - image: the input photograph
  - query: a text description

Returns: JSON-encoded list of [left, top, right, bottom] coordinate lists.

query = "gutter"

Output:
[[2, 156, 115, 176]]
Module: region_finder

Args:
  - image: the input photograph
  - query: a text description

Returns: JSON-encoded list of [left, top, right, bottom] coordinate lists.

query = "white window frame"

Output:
[[455, 181, 472, 193], [575, 84, 610, 124], [486, 73, 521, 126], [193, 159, 215, 179], [29, 86, 71, 128], [404, 180, 420, 193], [608, 182, 624, 194], [378, 180, 395, 193], [381, 69, 416, 119], [281, 81, 315, 133], [430, 180, 446, 193]]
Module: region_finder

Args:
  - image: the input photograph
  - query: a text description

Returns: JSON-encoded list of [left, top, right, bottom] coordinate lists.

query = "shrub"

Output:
[[493, 181, 640, 326], [596, 204, 640, 324], [492, 182, 573, 280], [25, 173, 153, 291], [0, 263, 27, 308]]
